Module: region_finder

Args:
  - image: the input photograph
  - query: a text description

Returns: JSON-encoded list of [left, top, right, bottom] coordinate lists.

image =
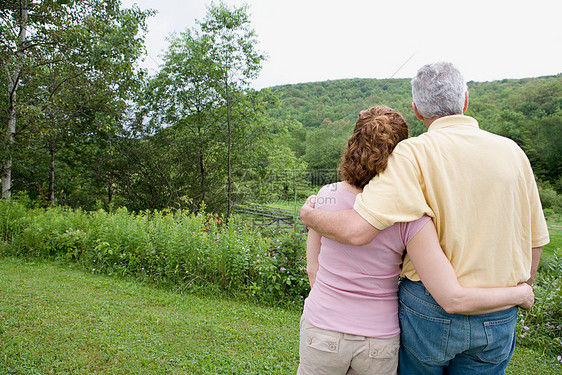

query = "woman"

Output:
[[298, 106, 533, 375]]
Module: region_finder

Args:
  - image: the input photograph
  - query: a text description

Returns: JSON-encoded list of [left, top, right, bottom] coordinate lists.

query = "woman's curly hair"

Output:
[[338, 106, 409, 189]]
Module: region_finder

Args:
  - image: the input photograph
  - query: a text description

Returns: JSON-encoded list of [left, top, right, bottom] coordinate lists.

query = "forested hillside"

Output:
[[268, 78, 422, 133], [268, 75, 562, 191]]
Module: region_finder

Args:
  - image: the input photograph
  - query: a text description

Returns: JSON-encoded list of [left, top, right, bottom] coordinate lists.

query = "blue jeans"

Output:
[[398, 279, 518, 375]]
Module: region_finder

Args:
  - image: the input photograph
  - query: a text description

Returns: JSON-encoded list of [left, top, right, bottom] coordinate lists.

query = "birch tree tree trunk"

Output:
[[225, 76, 232, 219], [1, 0, 28, 199], [198, 119, 207, 205], [49, 139, 56, 206], [199, 3, 265, 218]]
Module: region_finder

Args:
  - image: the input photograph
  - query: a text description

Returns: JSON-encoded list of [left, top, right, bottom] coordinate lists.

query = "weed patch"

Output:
[[0, 199, 309, 308]]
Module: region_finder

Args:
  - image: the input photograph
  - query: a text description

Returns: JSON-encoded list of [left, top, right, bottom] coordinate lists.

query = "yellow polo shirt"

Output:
[[354, 115, 550, 287]]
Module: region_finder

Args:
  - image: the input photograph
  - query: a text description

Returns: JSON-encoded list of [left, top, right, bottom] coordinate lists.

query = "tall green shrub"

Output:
[[517, 249, 562, 362], [0, 200, 310, 307]]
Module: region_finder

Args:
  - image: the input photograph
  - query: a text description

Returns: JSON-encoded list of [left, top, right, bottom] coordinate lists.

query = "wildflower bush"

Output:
[[517, 248, 562, 365], [0, 199, 310, 308], [250, 228, 309, 306]]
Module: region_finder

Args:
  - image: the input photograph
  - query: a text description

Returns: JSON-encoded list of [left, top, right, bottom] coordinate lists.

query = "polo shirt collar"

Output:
[[428, 115, 479, 132]]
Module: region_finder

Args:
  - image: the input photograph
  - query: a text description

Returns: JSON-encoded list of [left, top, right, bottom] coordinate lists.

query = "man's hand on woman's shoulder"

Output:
[[299, 195, 317, 227]]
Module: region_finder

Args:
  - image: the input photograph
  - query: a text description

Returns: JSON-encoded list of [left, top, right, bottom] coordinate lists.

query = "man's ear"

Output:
[[413, 102, 423, 120], [463, 91, 469, 114]]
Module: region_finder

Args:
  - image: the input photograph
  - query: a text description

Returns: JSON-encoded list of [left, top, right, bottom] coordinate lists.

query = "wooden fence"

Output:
[[233, 204, 301, 229]]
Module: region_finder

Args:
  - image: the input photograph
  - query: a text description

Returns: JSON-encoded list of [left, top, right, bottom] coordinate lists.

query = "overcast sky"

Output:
[[121, 0, 561, 90]]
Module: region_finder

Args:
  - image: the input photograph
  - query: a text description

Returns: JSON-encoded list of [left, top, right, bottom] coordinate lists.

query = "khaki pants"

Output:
[[297, 317, 399, 375]]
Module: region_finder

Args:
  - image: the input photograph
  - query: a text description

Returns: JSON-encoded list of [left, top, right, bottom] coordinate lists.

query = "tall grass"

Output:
[[517, 248, 562, 363], [0, 199, 309, 308]]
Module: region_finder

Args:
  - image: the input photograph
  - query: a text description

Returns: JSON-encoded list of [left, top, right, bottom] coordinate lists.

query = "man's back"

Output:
[[355, 115, 549, 287]]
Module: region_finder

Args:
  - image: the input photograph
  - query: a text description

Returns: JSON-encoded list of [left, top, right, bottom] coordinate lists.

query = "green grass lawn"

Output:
[[0, 257, 560, 374], [544, 220, 562, 259], [0, 257, 300, 374], [265, 200, 301, 212]]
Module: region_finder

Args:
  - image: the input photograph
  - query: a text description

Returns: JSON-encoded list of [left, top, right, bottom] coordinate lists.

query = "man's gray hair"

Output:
[[411, 62, 467, 118]]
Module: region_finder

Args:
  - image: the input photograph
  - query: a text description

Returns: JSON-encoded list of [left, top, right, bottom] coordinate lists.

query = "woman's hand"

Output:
[[517, 283, 535, 310]]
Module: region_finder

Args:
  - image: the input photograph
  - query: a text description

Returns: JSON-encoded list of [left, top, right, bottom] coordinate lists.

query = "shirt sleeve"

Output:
[[400, 215, 433, 246], [353, 150, 434, 230]]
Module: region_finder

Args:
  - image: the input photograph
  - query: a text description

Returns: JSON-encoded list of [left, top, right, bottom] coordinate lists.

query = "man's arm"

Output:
[[299, 196, 379, 246], [527, 246, 543, 285]]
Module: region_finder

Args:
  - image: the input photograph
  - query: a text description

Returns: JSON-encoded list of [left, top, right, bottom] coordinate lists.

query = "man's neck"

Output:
[[424, 113, 464, 130], [423, 117, 439, 130]]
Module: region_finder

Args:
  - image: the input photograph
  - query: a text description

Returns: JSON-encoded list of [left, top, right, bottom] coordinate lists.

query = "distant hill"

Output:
[[267, 75, 561, 137], [266, 74, 562, 186]]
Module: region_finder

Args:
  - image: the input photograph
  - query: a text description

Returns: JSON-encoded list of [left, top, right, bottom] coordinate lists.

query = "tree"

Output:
[[259, 122, 310, 203], [198, 1, 266, 218], [138, 2, 271, 216], [39, 1, 150, 206], [0, 0, 152, 204], [142, 28, 222, 209], [304, 118, 354, 186], [0, 0, 31, 198], [515, 79, 562, 185]]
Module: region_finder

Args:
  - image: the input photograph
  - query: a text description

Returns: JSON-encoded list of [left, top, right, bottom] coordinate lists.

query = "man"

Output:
[[299, 62, 549, 374]]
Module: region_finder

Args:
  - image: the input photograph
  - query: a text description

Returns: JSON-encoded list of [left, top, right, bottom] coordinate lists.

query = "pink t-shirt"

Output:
[[302, 182, 431, 338]]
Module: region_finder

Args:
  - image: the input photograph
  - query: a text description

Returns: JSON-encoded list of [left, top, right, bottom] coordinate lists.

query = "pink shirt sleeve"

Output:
[[399, 215, 432, 246]]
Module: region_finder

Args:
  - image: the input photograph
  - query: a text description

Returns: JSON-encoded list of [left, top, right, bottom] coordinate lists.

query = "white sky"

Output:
[[122, 0, 562, 90]]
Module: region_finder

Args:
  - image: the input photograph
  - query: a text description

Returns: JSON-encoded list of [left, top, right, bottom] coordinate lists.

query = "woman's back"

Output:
[[302, 182, 429, 338]]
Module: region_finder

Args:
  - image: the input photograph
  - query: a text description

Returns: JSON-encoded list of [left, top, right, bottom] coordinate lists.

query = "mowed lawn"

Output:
[[0, 257, 559, 374], [0, 258, 300, 374], [544, 222, 562, 258]]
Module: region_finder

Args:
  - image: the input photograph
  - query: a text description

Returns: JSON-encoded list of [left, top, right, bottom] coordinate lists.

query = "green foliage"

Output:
[[269, 75, 562, 198], [2, 0, 560, 218], [1, 0, 153, 207], [129, 2, 287, 214], [540, 182, 562, 221], [235, 143, 310, 204], [248, 228, 309, 306], [516, 249, 562, 364], [302, 118, 353, 185], [268, 78, 420, 134], [0, 199, 310, 308]]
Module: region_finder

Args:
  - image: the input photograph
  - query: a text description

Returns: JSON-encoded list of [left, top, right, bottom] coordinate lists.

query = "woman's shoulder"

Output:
[[317, 182, 358, 197], [317, 182, 340, 195], [316, 182, 356, 210]]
